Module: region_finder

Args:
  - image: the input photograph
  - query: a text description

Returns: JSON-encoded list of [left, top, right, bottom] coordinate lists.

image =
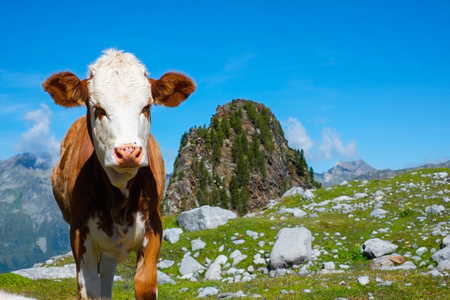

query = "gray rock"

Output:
[[12, 264, 77, 280], [178, 205, 237, 232], [360, 238, 398, 258], [230, 250, 247, 266], [379, 261, 416, 271], [179, 255, 205, 276], [282, 186, 304, 198], [158, 259, 175, 269], [204, 262, 222, 281], [163, 228, 183, 244], [246, 230, 259, 239], [0, 291, 37, 300], [157, 270, 176, 285], [323, 261, 336, 270], [415, 247, 428, 256], [269, 227, 312, 270], [354, 193, 368, 199], [214, 254, 228, 265], [369, 208, 388, 218], [369, 255, 406, 270], [425, 204, 445, 215], [441, 234, 450, 249], [218, 291, 246, 299], [191, 239, 207, 251], [303, 190, 315, 200], [437, 260, 450, 270], [431, 247, 450, 263], [358, 275, 370, 285], [197, 287, 219, 298]]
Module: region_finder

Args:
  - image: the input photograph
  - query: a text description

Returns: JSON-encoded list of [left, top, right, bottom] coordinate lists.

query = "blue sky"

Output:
[[1, 0, 449, 173]]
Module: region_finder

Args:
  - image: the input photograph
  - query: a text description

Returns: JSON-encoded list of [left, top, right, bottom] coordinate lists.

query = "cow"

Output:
[[43, 49, 195, 300]]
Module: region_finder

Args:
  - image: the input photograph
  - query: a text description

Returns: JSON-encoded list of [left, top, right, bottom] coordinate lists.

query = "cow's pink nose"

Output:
[[113, 145, 143, 168]]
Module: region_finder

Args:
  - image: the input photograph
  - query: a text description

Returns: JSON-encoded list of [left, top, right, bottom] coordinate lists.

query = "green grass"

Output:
[[1, 168, 449, 299]]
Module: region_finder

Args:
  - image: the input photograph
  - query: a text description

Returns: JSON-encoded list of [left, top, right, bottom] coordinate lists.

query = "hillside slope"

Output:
[[0, 154, 70, 273], [164, 99, 318, 215], [2, 167, 450, 299]]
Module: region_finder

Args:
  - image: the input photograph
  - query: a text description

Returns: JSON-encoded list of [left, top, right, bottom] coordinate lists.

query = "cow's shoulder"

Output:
[[51, 116, 94, 223], [146, 134, 165, 200]]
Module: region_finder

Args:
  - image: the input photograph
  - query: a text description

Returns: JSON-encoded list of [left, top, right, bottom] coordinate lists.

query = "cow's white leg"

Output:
[[99, 252, 118, 299], [78, 236, 101, 299]]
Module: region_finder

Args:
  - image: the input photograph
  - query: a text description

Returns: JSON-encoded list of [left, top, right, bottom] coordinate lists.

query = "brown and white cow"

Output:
[[43, 49, 195, 300]]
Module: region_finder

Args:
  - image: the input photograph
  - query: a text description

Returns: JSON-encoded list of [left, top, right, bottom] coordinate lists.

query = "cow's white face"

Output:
[[44, 49, 195, 193], [87, 51, 152, 190]]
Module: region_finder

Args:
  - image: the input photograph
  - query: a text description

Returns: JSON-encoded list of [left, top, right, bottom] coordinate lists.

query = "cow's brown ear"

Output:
[[149, 72, 195, 107], [43, 72, 89, 107]]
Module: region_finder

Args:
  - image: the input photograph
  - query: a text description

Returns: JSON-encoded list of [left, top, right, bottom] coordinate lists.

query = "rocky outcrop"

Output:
[[164, 99, 316, 215]]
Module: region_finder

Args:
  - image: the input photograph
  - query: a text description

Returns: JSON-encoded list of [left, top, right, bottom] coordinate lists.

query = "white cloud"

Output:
[[284, 117, 314, 155], [318, 127, 357, 160], [283, 118, 357, 163], [16, 103, 60, 166]]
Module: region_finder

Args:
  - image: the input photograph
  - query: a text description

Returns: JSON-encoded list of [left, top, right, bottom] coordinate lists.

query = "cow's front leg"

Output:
[[99, 253, 118, 299], [134, 228, 162, 300], [71, 227, 101, 299]]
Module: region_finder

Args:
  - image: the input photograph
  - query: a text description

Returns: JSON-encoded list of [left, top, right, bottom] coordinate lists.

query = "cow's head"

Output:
[[43, 49, 195, 190]]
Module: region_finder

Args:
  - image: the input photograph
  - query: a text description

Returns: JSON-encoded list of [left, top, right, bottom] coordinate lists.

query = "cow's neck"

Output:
[[103, 167, 138, 197]]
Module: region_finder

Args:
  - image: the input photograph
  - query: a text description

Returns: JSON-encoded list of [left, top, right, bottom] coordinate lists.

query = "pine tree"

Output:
[[231, 134, 242, 163], [238, 188, 249, 215], [229, 176, 239, 210], [236, 150, 249, 188]]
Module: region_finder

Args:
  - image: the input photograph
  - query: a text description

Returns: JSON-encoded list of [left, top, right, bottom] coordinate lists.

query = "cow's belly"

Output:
[[87, 212, 146, 262]]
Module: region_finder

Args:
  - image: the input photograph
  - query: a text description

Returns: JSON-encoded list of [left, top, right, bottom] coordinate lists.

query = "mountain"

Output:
[[353, 160, 450, 181], [0, 153, 70, 273], [315, 159, 450, 187], [314, 159, 376, 187], [164, 99, 318, 215]]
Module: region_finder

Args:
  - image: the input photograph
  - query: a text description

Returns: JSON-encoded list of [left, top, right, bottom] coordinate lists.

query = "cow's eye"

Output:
[[94, 106, 107, 120], [142, 105, 151, 119]]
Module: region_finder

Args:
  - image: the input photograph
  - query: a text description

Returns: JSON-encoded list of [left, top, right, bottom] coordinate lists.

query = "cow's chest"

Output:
[[87, 212, 146, 262]]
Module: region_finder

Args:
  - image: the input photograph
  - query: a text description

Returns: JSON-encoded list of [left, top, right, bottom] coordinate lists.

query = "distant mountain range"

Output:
[[0, 153, 70, 273], [315, 159, 450, 187]]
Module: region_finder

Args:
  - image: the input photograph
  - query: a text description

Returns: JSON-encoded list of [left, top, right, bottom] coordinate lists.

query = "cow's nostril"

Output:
[[115, 149, 124, 159]]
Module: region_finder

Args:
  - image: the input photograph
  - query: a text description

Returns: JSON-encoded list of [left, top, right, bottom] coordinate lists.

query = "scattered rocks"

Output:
[[157, 270, 176, 285], [360, 238, 398, 258], [218, 291, 246, 298], [177, 205, 237, 232], [269, 227, 312, 270], [230, 250, 248, 266], [441, 234, 450, 249], [282, 186, 304, 198], [358, 275, 370, 285], [0, 291, 37, 300], [191, 239, 207, 251], [425, 204, 445, 215], [379, 261, 417, 271], [204, 262, 222, 281], [437, 260, 450, 270], [303, 190, 315, 200], [163, 228, 183, 244], [179, 255, 206, 276], [197, 287, 219, 298], [369, 255, 406, 270], [431, 247, 450, 264], [158, 259, 175, 269], [369, 208, 388, 218]]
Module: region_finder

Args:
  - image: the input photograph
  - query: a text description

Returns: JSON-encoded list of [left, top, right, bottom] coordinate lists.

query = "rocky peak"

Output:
[[163, 99, 318, 215]]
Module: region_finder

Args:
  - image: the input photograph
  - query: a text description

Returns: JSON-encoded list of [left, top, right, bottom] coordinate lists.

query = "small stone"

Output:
[[358, 276, 370, 285]]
